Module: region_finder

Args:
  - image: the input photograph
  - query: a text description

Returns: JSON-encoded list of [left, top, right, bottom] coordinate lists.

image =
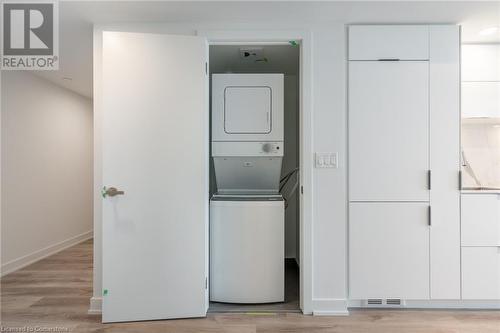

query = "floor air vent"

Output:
[[364, 298, 405, 308], [367, 299, 383, 305], [386, 298, 402, 306]]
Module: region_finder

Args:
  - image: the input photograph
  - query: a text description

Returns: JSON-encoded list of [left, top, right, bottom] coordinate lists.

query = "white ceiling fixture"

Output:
[[479, 26, 499, 36], [239, 47, 264, 60]]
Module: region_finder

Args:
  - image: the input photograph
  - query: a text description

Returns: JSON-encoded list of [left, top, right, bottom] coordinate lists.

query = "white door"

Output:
[[101, 31, 208, 323], [349, 61, 429, 202]]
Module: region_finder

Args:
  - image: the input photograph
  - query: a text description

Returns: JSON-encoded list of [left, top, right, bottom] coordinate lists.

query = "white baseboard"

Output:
[[88, 296, 103, 315], [88, 297, 350, 316], [312, 298, 349, 316], [1, 230, 93, 277], [348, 299, 500, 309]]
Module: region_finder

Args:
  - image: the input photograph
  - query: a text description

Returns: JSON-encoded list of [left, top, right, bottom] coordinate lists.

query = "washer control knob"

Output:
[[262, 143, 272, 153]]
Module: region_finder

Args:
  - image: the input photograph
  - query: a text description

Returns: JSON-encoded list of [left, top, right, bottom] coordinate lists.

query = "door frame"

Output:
[[198, 29, 314, 314]]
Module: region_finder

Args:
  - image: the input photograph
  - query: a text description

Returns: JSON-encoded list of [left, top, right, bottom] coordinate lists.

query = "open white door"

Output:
[[101, 31, 208, 323]]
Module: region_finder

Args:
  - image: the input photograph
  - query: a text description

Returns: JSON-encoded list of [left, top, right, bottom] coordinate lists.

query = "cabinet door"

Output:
[[349, 61, 429, 201], [462, 82, 500, 118], [462, 194, 500, 246], [462, 247, 500, 299], [349, 203, 430, 299], [429, 25, 461, 299], [349, 25, 429, 60]]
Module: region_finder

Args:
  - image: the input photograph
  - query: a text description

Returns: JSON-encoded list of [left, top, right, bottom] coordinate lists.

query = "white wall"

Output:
[[311, 26, 347, 310], [92, 21, 348, 315], [1, 71, 93, 276]]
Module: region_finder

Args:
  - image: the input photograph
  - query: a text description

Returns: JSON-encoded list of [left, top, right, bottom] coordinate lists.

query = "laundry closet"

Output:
[[208, 44, 301, 312]]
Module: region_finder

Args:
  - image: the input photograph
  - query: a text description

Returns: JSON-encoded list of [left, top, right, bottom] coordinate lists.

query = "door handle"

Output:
[[102, 186, 125, 198]]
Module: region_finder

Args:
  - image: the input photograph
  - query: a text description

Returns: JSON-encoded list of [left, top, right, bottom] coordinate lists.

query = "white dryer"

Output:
[[211, 74, 284, 195], [211, 73, 284, 143]]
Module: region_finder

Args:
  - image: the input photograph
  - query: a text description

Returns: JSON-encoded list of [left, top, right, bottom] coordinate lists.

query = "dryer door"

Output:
[[224, 86, 271, 134]]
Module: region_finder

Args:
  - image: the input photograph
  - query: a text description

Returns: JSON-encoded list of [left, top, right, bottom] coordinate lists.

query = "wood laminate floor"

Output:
[[2, 239, 500, 332]]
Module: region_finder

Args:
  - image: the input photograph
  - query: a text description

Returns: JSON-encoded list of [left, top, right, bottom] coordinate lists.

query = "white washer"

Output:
[[210, 195, 284, 303]]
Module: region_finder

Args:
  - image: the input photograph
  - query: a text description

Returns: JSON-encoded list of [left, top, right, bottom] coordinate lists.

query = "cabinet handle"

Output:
[[428, 170, 432, 190], [428, 206, 432, 226], [459, 170, 462, 190]]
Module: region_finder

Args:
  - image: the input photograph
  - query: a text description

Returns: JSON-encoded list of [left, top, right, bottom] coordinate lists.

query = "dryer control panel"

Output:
[[212, 142, 283, 157], [262, 142, 281, 154]]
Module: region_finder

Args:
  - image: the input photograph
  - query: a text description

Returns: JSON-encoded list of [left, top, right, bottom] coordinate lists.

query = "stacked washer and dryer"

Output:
[[210, 73, 285, 304]]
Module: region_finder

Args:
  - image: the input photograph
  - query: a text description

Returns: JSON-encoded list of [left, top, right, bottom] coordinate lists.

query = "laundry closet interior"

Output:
[[207, 43, 301, 312]]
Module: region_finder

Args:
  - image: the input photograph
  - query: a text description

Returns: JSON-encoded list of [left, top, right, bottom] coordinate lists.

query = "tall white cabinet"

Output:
[[348, 25, 461, 300]]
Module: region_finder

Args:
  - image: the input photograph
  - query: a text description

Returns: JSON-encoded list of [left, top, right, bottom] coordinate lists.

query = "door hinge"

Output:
[[428, 170, 432, 190], [428, 205, 432, 226], [205, 277, 208, 289], [301, 186, 304, 194], [205, 62, 208, 75]]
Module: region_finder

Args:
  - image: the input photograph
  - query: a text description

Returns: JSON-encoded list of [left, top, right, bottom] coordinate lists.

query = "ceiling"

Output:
[[31, 1, 500, 99]]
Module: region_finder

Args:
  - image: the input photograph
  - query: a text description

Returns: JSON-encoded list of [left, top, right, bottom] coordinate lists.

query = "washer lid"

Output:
[[213, 155, 283, 194]]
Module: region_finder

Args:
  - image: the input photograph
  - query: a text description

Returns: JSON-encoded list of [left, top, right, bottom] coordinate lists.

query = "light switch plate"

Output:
[[315, 152, 338, 168]]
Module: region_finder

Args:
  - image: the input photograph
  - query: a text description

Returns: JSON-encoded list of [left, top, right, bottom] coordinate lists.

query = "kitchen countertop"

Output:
[[461, 189, 500, 194]]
